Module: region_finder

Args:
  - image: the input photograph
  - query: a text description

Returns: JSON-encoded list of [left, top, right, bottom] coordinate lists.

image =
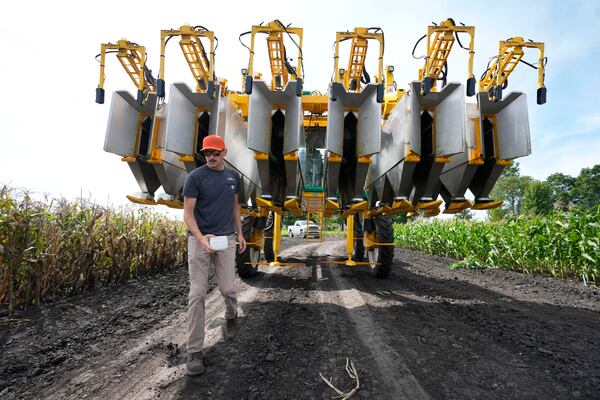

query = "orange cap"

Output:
[[200, 135, 225, 151]]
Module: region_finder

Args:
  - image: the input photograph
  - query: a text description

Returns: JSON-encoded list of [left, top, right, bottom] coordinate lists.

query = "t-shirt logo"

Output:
[[231, 185, 235, 190]]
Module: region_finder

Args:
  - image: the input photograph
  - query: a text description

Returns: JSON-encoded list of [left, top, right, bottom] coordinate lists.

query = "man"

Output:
[[182, 135, 246, 376]]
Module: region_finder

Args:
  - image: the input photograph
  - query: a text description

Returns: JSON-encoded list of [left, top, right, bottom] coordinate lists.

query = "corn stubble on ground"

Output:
[[1, 237, 600, 399]]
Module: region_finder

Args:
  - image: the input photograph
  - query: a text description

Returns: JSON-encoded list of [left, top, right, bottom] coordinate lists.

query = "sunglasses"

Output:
[[203, 150, 222, 158]]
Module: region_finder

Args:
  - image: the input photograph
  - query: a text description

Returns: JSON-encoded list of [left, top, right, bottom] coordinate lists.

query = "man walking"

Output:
[[182, 135, 246, 376]]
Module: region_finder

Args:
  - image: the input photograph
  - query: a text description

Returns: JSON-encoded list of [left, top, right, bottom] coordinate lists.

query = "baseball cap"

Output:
[[200, 135, 226, 151]]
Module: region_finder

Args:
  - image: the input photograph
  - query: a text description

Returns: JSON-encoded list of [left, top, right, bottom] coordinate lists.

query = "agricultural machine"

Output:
[[96, 19, 546, 278]]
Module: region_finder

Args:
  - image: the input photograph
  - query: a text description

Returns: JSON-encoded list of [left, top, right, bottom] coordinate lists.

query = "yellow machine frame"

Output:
[[479, 37, 546, 102], [96, 39, 155, 104], [418, 18, 475, 95], [333, 27, 384, 92], [158, 25, 216, 95], [245, 20, 304, 90]]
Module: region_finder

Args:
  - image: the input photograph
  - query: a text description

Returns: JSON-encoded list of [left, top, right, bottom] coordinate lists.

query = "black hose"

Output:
[[361, 68, 371, 84], [274, 20, 305, 80], [95, 50, 118, 61], [480, 56, 498, 80], [282, 45, 298, 79], [367, 27, 385, 55], [239, 31, 252, 53], [519, 58, 539, 69], [454, 31, 470, 50], [412, 34, 427, 59], [144, 65, 157, 87], [440, 61, 447, 87]]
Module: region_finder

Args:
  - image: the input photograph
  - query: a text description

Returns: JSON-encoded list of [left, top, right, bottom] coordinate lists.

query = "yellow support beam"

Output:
[[341, 201, 368, 220], [272, 212, 282, 266], [334, 27, 384, 91], [415, 199, 443, 211], [443, 200, 472, 214], [472, 200, 503, 210], [97, 39, 154, 98], [479, 37, 546, 102], [159, 25, 216, 95], [419, 18, 475, 94], [246, 20, 303, 89], [126, 195, 157, 205], [345, 213, 356, 266]]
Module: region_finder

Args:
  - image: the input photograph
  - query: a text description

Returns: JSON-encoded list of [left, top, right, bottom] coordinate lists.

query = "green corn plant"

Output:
[[394, 206, 600, 283]]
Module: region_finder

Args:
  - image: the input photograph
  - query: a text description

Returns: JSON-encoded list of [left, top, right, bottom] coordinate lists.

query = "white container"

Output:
[[209, 236, 228, 251]]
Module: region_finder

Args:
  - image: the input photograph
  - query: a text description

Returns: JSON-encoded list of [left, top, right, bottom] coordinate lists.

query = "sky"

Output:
[[1, 0, 599, 214]]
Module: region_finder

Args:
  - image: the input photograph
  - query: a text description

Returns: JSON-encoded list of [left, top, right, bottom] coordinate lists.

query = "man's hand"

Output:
[[197, 234, 216, 254], [237, 233, 246, 254]]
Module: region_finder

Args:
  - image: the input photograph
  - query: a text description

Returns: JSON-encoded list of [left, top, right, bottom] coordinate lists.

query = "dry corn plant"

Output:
[[320, 358, 361, 399], [0, 186, 186, 314]]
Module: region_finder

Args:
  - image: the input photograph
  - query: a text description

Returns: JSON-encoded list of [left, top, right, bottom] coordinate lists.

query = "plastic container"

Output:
[[209, 236, 228, 251]]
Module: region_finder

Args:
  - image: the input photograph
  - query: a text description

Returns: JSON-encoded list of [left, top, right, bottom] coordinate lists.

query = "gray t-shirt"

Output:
[[183, 165, 241, 235]]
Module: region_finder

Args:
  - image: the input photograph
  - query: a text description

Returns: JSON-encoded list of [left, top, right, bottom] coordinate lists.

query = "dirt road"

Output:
[[1, 238, 599, 399]]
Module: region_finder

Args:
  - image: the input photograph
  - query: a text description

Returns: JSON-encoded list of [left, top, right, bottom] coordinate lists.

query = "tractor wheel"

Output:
[[263, 212, 275, 263], [366, 215, 394, 278], [236, 216, 260, 278], [352, 213, 365, 262]]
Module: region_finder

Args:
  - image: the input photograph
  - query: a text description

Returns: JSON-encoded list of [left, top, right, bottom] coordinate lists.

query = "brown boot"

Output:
[[226, 315, 238, 339], [186, 352, 205, 376]]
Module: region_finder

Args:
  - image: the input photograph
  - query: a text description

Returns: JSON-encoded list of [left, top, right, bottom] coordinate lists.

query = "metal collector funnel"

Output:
[[163, 82, 261, 206], [325, 82, 381, 207], [164, 83, 221, 172], [366, 81, 466, 210], [246, 80, 305, 206], [439, 91, 530, 210], [104, 90, 189, 206]]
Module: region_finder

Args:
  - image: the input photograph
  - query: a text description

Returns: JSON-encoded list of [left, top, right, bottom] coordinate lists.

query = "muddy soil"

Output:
[[1, 238, 599, 399]]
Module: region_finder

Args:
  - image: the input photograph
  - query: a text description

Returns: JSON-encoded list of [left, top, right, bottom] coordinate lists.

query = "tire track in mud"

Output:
[[317, 266, 430, 399], [282, 239, 430, 399]]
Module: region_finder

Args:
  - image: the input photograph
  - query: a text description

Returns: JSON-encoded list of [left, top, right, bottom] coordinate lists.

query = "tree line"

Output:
[[487, 163, 600, 220]]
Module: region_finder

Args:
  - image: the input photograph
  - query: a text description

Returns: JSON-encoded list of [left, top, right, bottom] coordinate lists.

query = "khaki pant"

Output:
[[187, 234, 238, 354]]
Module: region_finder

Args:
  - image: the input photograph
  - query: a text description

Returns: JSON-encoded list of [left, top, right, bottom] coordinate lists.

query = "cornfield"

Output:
[[394, 206, 600, 283], [0, 186, 187, 313]]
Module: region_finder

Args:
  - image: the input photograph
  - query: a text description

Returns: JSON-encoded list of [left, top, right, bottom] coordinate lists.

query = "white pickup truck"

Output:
[[288, 220, 321, 238]]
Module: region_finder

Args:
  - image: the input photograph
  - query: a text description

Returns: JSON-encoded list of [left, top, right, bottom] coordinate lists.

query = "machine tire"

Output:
[[263, 213, 275, 262], [236, 216, 260, 278], [366, 215, 393, 278], [352, 213, 365, 262]]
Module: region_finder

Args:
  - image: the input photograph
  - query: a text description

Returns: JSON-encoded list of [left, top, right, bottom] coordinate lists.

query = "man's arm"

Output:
[[184, 196, 214, 253], [233, 194, 246, 253]]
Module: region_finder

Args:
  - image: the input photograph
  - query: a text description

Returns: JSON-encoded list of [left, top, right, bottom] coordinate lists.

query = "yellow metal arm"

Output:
[[479, 37, 546, 104], [333, 27, 384, 93], [96, 39, 155, 104], [242, 20, 303, 93], [158, 25, 216, 97], [417, 18, 475, 96], [382, 65, 404, 118]]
